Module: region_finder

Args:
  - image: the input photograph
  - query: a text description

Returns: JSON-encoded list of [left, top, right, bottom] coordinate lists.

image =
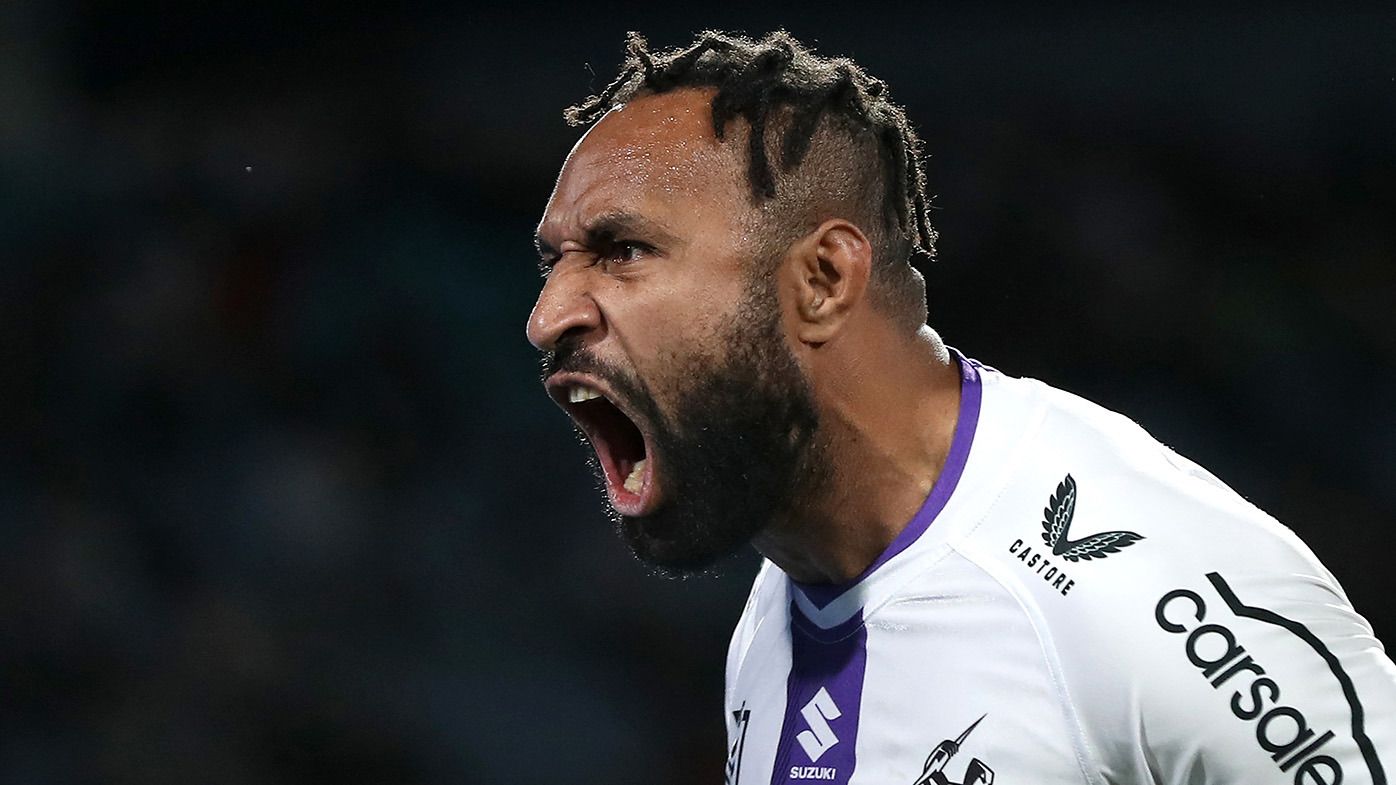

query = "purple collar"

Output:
[[792, 350, 983, 610]]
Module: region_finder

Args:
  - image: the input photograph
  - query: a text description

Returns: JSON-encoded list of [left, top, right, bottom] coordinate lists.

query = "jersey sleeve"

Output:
[[1044, 474, 1396, 785], [954, 389, 1396, 785], [1119, 564, 1395, 785]]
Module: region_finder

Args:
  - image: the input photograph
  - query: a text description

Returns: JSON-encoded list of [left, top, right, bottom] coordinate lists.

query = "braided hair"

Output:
[[565, 30, 936, 327]]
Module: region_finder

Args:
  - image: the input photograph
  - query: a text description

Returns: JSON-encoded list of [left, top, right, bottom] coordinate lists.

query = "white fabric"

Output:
[[725, 363, 1396, 785]]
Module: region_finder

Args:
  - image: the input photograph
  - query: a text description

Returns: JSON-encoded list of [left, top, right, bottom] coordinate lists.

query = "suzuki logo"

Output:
[[796, 687, 842, 762]]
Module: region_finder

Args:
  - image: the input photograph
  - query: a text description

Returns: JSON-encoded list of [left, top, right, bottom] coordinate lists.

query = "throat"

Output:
[[753, 352, 963, 586], [754, 502, 916, 585]]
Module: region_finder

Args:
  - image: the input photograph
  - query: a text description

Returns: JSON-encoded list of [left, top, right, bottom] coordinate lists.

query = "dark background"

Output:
[[2, 3, 1393, 783]]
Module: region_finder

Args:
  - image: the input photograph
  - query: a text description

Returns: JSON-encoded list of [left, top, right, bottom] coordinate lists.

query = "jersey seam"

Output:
[[938, 379, 1103, 782], [933, 383, 1105, 783], [950, 521, 1106, 785]]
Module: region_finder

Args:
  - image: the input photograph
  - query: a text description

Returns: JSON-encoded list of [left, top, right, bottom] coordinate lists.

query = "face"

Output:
[[527, 90, 829, 574]]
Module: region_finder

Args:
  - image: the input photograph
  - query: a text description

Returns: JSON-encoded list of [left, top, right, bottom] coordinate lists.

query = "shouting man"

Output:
[[527, 30, 1395, 785]]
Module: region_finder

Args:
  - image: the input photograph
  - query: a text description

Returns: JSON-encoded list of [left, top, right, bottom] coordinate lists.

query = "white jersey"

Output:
[[724, 354, 1396, 785]]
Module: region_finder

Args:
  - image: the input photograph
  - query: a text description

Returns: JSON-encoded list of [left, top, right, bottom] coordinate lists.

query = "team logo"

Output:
[[1040, 473, 1144, 561], [725, 703, 750, 785], [911, 714, 995, 785]]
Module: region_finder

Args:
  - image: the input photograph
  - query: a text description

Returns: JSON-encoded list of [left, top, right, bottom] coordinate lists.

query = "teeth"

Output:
[[568, 386, 602, 403], [623, 458, 647, 494]]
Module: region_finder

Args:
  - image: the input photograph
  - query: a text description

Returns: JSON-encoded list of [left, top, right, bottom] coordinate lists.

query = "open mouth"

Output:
[[547, 374, 659, 516]]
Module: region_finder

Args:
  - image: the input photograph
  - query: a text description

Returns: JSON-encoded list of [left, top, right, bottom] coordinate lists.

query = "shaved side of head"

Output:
[[567, 30, 935, 332]]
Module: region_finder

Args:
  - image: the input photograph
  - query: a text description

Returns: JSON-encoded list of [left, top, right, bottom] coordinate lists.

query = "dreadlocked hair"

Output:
[[565, 31, 937, 328]]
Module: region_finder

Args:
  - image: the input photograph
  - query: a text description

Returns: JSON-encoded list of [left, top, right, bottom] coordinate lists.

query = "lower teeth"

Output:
[[623, 458, 647, 493]]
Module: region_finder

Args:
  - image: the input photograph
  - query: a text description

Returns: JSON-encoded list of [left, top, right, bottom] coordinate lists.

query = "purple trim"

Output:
[[794, 349, 983, 610], [769, 604, 869, 785], [790, 603, 867, 645]]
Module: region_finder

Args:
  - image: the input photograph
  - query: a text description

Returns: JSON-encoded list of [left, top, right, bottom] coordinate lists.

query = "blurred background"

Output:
[[2, 2, 1393, 783]]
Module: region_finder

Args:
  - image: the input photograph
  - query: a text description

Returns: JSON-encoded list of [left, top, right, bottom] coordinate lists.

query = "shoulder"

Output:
[[953, 368, 1396, 782], [959, 365, 1364, 653], [962, 367, 1328, 584]]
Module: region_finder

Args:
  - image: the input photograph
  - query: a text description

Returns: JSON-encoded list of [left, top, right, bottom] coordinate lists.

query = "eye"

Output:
[[602, 240, 654, 265]]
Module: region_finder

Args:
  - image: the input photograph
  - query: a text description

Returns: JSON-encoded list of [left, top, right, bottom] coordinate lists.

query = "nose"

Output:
[[526, 266, 603, 352]]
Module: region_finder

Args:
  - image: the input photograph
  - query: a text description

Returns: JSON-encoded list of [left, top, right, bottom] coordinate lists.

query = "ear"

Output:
[[785, 218, 872, 345]]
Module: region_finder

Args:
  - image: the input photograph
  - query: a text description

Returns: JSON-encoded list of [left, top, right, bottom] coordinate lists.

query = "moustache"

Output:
[[541, 340, 613, 382], [541, 341, 645, 399], [540, 342, 658, 423]]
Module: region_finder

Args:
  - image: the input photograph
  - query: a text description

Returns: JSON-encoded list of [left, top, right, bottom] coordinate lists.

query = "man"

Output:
[[527, 30, 1395, 785]]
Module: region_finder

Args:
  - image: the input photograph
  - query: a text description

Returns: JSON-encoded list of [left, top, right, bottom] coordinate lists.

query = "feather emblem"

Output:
[[1040, 473, 1144, 562]]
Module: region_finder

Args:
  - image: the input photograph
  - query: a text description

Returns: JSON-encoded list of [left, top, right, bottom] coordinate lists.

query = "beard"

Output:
[[547, 274, 829, 577]]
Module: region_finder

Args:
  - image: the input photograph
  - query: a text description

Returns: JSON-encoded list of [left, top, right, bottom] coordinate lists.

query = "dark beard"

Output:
[[542, 273, 828, 576], [608, 278, 827, 576]]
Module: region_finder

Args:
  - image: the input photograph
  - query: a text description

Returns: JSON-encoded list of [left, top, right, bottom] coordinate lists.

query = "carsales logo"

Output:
[[1154, 573, 1386, 785]]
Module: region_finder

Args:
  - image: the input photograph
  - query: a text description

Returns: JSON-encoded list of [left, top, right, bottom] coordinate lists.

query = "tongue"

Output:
[[622, 458, 648, 494]]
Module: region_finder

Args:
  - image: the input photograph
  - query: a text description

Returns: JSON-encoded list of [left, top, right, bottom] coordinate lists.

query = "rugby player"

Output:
[[526, 30, 1396, 784]]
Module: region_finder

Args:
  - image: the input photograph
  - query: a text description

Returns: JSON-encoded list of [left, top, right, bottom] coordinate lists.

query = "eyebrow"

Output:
[[534, 211, 681, 262]]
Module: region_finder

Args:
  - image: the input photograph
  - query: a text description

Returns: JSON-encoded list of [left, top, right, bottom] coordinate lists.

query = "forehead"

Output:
[[540, 89, 747, 237]]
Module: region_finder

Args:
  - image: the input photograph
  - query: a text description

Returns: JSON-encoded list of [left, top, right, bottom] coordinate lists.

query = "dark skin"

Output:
[[528, 88, 964, 585]]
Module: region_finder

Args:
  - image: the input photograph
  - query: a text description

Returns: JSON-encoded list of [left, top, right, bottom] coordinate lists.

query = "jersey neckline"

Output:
[[790, 349, 984, 611]]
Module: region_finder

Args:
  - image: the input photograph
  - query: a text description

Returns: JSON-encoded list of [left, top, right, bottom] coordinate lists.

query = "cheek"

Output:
[[611, 299, 729, 411], [624, 306, 709, 385], [615, 269, 745, 355]]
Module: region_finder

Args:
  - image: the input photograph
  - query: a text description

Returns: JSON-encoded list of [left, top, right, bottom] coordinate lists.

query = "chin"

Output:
[[617, 506, 761, 577]]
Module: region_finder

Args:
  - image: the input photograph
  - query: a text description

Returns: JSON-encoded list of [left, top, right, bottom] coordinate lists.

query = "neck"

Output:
[[753, 325, 963, 585]]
